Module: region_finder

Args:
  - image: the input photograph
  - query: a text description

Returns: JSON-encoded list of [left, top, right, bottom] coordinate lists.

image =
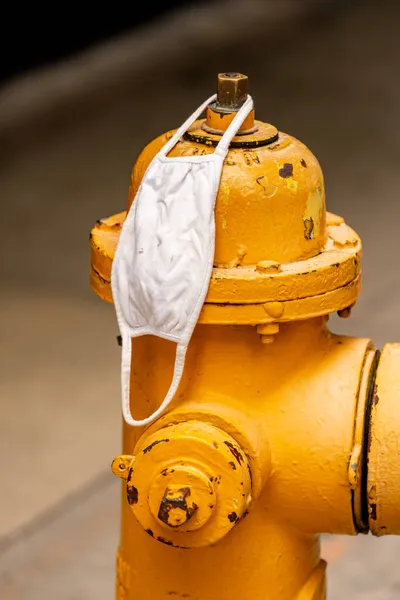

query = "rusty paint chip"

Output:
[[158, 487, 198, 528], [224, 441, 244, 465], [127, 485, 139, 505], [304, 217, 314, 240], [145, 529, 154, 537], [369, 503, 377, 521], [228, 511, 239, 523], [143, 439, 170, 454], [279, 163, 293, 178], [372, 384, 379, 405], [157, 536, 174, 546]]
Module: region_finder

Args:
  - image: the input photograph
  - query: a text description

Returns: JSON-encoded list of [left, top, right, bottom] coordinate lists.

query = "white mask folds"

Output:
[[111, 94, 254, 426]]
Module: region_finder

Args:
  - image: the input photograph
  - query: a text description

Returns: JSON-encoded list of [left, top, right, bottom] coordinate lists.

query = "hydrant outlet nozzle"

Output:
[[114, 420, 256, 548]]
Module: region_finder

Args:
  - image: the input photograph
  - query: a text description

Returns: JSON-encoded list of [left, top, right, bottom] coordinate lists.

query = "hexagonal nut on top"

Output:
[[124, 420, 253, 549], [216, 72, 248, 111]]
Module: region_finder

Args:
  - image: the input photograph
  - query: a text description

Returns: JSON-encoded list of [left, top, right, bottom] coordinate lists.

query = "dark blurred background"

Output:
[[1, 1, 400, 598], [1, 3, 210, 81]]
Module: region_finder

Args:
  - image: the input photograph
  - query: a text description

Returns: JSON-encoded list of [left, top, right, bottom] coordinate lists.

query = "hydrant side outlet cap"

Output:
[[124, 420, 252, 549]]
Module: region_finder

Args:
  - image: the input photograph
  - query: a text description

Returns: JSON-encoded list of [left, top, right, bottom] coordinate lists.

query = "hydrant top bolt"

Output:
[[216, 72, 248, 111], [202, 72, 256, 135]]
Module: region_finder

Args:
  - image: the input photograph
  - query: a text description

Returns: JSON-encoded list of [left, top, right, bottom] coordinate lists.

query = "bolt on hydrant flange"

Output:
[[89, 72, 400, 600]]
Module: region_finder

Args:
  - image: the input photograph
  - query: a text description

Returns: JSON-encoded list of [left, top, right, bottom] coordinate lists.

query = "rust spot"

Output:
[[91, 266, 110, 285], [301, 159, 307, 168], [224, 441, 244, 465], [212, 442, 219, 449], [256, 175, 266, 188], [157, 537, 190, 550], [127, 485, 138, 505], [369, 503, 377, 520], [209, 504, 215, 509], [228, 461, 237, 470], [161, 468, 168, 476], [145, 529, 154, 537], [279, 163, 293, 178], [247, 463, 253, 486], [187, 117, 259, 146], [127, 467, 133, 483], [372, 384, 379, 406], [157, 536, 174, 546], [143, 439, 170, 454], [158, 487, 198, 527], [304, 217, 314, 240], [228, 512, 239, 523]]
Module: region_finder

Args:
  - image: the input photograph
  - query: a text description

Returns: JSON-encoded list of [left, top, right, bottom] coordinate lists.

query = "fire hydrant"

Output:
[[89, 73, 400, 599]]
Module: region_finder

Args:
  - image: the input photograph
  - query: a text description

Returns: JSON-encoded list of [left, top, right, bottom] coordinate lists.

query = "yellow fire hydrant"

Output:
[[90, 73, 400, 599]]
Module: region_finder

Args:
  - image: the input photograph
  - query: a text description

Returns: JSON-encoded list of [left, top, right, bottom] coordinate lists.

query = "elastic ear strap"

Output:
[[215, 95, 254, 156], [160, 94, 217, 157], [121, 340, 187, 427]]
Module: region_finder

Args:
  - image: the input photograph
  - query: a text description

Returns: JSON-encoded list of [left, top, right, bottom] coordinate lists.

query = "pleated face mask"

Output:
[[111, 94, 254, 426]]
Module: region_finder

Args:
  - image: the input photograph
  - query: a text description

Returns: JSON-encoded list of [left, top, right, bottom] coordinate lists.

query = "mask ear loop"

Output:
[[121, 334, 187, 428], [159, 93, 217, 157], [214, 95, 254, 157], [118, 95, 254, 428]]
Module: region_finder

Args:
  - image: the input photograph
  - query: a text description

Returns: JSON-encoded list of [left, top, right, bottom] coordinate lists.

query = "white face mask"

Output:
[[111, 94, 254, 427]]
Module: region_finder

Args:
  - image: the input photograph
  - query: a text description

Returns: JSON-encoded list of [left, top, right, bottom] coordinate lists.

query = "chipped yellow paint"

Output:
[[90, 213, 361, 318], [112, 319, 375, 599], [367, 344, 400, 536], [118, 420, 256, 548], [129, 125, 327, 266], [349, 346, 376, 531], [219, 181, 230, 205], [89, 77, 400, 599], [304, 186, 324, 239]]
